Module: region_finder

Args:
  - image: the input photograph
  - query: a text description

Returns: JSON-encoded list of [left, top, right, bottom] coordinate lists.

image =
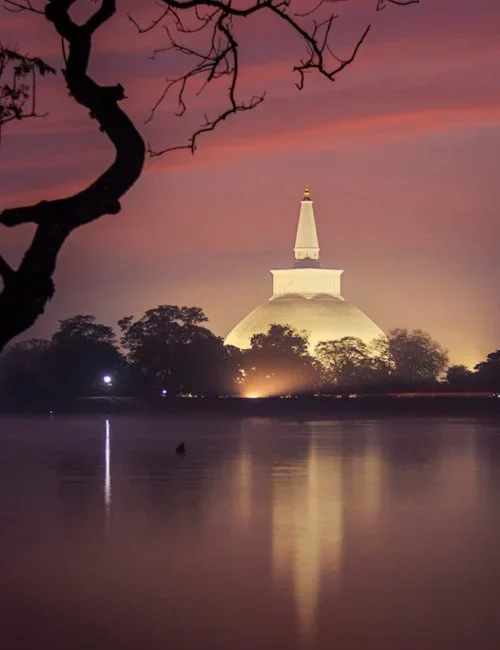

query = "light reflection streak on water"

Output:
[[437, 430, 478, 510], [104, 419, 111, 516], [0, 417, 496, 650], [272, 435, 343, 647], [234, 436, 253, 527], [351, 436, 384, 527]]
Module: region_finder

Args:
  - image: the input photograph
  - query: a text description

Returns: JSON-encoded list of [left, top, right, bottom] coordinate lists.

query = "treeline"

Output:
[[0, 304, 498, 404]]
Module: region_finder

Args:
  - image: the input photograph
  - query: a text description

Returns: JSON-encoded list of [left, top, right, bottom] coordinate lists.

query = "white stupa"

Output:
[[224, 186, 385, 354]]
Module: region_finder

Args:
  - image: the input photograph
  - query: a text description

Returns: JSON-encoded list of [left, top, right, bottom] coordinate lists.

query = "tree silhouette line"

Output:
[[0, 304, 497, 405]]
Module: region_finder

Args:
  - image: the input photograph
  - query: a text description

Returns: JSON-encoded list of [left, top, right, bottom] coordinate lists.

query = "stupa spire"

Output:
[[294, 185, 320, 267]]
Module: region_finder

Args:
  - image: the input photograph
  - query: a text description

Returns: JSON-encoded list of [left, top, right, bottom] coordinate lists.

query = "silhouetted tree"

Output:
[[475, 351, 500, 391], [0, 0, 145, 352], [51, 314, 116, 346], [0, 307, 466, 402], [119, 305, 228, 395], [315, 336, 387, 388], [174, 336, 242, 396], [373, 328, 448, 384], [446, 364, 475, 388], [0, 0, 417, 352], [0, 337, 50, 402], [43, 314, 124, 398], [241, 324, 317, 396]]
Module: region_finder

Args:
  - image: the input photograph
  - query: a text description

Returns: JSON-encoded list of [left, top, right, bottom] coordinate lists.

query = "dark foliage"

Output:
[[0, 308, 472, 407], [240, 324, 319, 396], [475, 351, 500, 391], [0, 45, 55, 138], [119, 305, 240, 396]]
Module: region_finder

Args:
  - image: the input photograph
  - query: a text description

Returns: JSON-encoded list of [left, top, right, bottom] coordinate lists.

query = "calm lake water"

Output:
[[1, 415, 500, 649]]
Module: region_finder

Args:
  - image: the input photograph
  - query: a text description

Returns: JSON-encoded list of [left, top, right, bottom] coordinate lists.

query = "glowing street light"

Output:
[[103, 375, 113, 388], [161, 388, 167, 397]]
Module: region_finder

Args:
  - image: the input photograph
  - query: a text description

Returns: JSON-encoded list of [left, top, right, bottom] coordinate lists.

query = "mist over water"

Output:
[[1, 415, 500, 649]]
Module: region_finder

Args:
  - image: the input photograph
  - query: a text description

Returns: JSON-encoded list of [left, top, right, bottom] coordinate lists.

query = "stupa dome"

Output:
[[225, 294, 384, 352], [224, 186, 385, 354]]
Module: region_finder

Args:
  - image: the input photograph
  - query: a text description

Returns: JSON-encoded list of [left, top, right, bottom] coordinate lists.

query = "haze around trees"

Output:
[[2, 305, 497, 406]]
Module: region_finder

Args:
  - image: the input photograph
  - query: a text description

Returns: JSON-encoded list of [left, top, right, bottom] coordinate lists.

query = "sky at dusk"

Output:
[[1, 0, 500, 366]]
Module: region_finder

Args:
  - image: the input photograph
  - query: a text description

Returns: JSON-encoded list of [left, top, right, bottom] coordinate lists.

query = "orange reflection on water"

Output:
[[233, 436, 253, 527], [350, 437, 384, 527], [271, 439, 343, 646], [437, 431, 478, 510]]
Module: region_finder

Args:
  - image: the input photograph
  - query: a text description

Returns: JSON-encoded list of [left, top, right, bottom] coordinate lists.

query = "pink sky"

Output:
[[1, 0, 500, 366]]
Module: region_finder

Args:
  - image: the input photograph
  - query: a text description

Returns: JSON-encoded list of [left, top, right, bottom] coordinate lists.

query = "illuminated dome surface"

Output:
[[225, 293, 384, 352], [224, 187, 385, 354]]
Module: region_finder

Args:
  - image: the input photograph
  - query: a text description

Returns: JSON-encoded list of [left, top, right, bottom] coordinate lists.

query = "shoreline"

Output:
[[1, 395, 500, 418]]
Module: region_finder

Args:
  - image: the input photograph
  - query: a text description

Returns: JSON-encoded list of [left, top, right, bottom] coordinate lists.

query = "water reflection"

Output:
[[436, 428, 478, 510], [104, 419, 111, 514], [272, 429, 343, 645], [233, 431, 253, 527], [1, 417, 500, 650], [346, 429, 384, 529]]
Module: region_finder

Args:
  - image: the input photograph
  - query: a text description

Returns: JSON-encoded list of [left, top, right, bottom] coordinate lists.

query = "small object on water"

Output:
[[176, 442, 186, 454]]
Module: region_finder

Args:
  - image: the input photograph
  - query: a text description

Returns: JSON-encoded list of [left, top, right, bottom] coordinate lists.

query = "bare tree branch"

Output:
[[129, 0, 419, 155], [0, 0, 145, 351], [377, 0, 419, 9], [4, 0, 44, 14], [0, 0, 417, 349], [0, 44, 55, 144]]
